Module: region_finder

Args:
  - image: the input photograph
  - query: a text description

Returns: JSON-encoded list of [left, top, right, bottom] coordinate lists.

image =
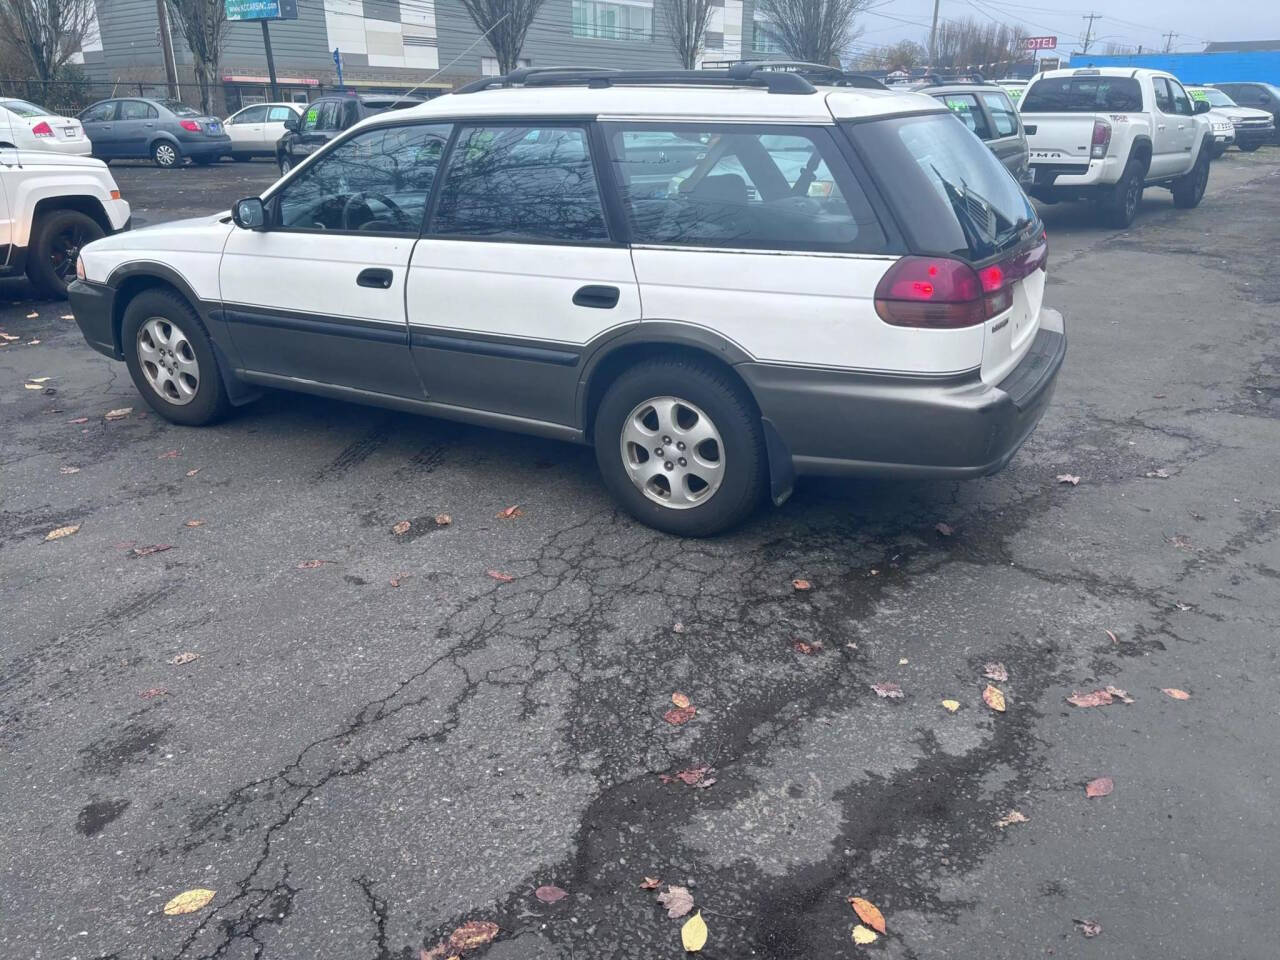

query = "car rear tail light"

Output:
[[1091, 119, 1112, 158], [31, 121, 53, 137], [179, 119, 202, 132]]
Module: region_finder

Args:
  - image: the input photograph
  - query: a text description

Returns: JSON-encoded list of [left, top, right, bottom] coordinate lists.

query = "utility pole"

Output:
[[928, 0, 941, 71], [155, 0, 179, 99], [1162, 31, 1177, 53], [261, 21, 280, 101], [1079, 12, 1101, 54]]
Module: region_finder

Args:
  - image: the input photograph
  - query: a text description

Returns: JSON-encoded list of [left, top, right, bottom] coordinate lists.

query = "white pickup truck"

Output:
[[0, 148, 130, 298], [1019, 67, 1214, 227]]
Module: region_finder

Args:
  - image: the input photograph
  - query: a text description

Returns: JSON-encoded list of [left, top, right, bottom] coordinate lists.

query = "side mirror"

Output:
[[283, 116, 299, 132], [1193, 99, 1211, 114], [233, 196, 267, 231]]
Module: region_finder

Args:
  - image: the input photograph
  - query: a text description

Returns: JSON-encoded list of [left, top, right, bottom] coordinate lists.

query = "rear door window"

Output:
[[79, 102, 117, 122], [1153, 78, 1174, 114], [1022, 76, 1143, 112], [604, 124, 888, 253], [980, 92, 1019, 137], [936, 93, 992, 139], [119, 100, 156, 120], [267, 105, 295, 122]]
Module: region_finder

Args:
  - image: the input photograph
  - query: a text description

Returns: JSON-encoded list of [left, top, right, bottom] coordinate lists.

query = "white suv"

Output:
[[67, 65, 1064, 536]]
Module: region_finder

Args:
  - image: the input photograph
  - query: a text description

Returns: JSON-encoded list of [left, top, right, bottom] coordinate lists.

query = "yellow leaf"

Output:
[[163, 888, 215, 916], [671, 691, 691, 709], [23, 383, 43, 389], [104, 407, 133, 420], [848, 897, 886, 933], [28, 376, 51, 383], [852, 924, 879, 944], [681, 911, 708, 952], [1162, 687, 1191, 700], [44, 524, 80, 541], [941, 699, 960, 713], [982, 684, 1007, 713]]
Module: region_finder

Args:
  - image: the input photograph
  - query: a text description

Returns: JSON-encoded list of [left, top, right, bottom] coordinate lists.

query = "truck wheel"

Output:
[[1172, 146, 1211, 208], [593, 357, 766, 537], [1098, 157, 1145, 228], [122, 289, 232, 426], [26, 209, 104, 299], [278, 155, 293, 175]]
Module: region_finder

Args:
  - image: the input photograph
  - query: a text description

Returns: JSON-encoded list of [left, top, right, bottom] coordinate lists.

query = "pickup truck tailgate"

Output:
[[1023, 113, 1096, 161]]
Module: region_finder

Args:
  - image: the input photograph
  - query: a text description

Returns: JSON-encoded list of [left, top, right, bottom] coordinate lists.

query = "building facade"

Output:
[[72, 0, 782, 112]]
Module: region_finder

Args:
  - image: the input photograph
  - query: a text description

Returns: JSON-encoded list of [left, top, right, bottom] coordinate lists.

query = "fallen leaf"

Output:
[[1074, 918, 1103, 938], [664, 704, 697, 725], [131, 544, 172, 558], [1066, 689, 1114, 708], [1105, 684, 1134, 704], [163, 888, 215, 916], [61, 314, 74, 320], [389, 573, 410, 588], [486, 569, 514, 582], [681, 911, 707, 952], [392, 520, 411, 536], [640, 876, 661, 890], [0, 331, 17, 341], [852, 924, 878, 945], [1174, 601, 1192, 611], [982, 684, 1007, 712], [185, 468, 201, 477], [671, 691, 691, 709], [419, 946, 449, 960], [847, 897, 886, 934], [941, 699, 961, 713], [23, 382, 43, 390], [434, 514, 452, 526], [672, 621, 685, 633], [1162, 687, 1191, 700], [104, 407, 133, 420], [44, 524, 80, 541], [792, 578, 812, 591], [297, 559, 328, 569], [658, 884, 694, 919], [1085, 776, 1113, 798], [496, 505, 522, 519], [1168, 534, 1193, 550], [26, 311, 38, 318], [27, 376, 51, 383], [1105, 629, 1119, 644], [446, 920, 499, 951], [791, 638, 823, 655], [139, 687, 169, 699], [871, 681, 904, 699], [27, 339, 40, 345], [1145, 468, 1170, 479], [1056, 473, 1081, 485], [168, 651, 200, 665], [983, 662, 1009, 682], [157, 449, 179, 459], [184, 519, 205, 528], [68, 417, 88, 424], [995, 809, 1029, 828], [59, 466, 80, 474], [535, 884, 567, 904], [662, 764, 714, 787], [935, 521, 954, 537]]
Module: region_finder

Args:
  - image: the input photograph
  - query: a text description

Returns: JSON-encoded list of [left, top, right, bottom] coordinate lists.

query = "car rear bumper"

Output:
[[740, 310, 1066, 480], [179, 137, 232, 158], [67, 278, 120, 359], [1029, 155, 1119, 188], [27, 138, 93, 156]]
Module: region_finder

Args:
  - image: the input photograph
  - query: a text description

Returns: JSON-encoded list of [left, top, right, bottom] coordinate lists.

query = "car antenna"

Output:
[[400, 13, 510, 101]]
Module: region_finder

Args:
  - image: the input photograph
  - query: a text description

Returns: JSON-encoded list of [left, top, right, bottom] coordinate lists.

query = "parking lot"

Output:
[[2, 150, 1279, 959]]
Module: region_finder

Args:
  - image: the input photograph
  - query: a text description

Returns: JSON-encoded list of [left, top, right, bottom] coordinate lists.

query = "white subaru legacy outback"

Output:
[[67, 64, 1065, 536]]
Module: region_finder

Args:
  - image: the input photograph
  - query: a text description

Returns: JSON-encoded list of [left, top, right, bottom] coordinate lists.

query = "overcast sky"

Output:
[[853, 0, 1280, 58]]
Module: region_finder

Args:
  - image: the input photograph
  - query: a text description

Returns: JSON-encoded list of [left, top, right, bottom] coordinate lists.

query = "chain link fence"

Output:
[[0, 78, 181, 116]]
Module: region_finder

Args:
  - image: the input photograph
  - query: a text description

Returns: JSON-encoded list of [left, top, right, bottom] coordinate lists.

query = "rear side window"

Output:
[[1022, 76, 1143, 112], [80, 102, 116, 122], [119, 101, 157, 120], [936, 93, 992, 139], [981, 92, 1019, 136], [1153, 78, 1174, 113], [604, 124, 888, 253], [431, 125, 609, 243], [267, 105, 295, 122], [848, 112, 1036, 261]]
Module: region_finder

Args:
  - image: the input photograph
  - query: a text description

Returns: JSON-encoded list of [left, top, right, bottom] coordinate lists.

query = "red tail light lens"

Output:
[[1091, 119, 1112, 158], [874, 257, 985, 328], [31, 121, 53, 137], [179, 119, 202, 132]]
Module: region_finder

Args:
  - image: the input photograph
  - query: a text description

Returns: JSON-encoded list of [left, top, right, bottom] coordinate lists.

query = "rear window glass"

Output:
[[1, 99, 48, 118], [160, 100, 201, 117], [847, 112, 1036, 260], [1021, 76, 1143, 112]]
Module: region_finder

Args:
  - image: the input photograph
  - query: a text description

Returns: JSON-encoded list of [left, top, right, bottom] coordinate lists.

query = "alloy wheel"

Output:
[[137, 316, 199, 405], [154, 144, 177, 167], [619, 396, 725, 509], [49, 223, 89, 283]]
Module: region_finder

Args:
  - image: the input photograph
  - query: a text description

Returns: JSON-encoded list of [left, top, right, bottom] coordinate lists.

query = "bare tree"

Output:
[[932, 17, 1027, 73], [662, 0, 715, 69], [753, 0, 872, 66], [0, 0, 97, 83], [166, 0, 228, 112], [457, 0, 549, 76], [850, 39, 926, 70]]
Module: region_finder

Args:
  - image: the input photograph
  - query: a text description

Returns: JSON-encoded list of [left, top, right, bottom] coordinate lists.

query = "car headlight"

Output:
[[1213, 120, 1233, 132]]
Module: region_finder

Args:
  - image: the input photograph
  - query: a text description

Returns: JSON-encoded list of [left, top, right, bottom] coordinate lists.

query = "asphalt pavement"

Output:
[[2, 152, 1278, 960]]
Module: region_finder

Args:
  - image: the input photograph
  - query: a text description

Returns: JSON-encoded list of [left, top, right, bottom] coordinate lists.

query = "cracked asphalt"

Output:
[[2, 152, 1279, 960]]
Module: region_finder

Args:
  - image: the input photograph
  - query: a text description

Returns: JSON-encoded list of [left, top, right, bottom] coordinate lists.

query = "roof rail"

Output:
[[454, 63, 817, 95], [744, 60, 888, 89]]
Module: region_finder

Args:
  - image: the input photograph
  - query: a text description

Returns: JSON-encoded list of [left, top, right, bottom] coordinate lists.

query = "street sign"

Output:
[[1039, 56, 1061, 71], [225, 0, 298, 21], [1024, 36, 1058, 50]]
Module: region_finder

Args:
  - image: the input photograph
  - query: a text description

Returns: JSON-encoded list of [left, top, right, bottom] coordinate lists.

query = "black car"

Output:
[[77, 98, 231, 167], [1208, 82, 1280, 143], [276, 94, 423, 173]]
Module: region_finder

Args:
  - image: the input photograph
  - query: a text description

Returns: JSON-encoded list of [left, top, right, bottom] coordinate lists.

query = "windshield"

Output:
[[846, 112, 1036, 260], [1022, 76, 1143, 112], [160, 100, 201, 117], [1, 99, 50, 118]]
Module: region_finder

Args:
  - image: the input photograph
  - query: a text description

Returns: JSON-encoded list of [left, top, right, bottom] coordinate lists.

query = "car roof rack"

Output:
[[454, 63, 818, 95], [912, 71, 990, 88], [742, 60, 888, 89]]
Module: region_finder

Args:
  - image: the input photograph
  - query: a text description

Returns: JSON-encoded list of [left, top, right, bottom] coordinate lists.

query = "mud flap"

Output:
[[762, 417, 795, 506], [211, 340, 262, 407]]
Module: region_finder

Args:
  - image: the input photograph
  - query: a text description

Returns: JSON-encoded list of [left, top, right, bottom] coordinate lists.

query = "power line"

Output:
[[1079, 12, 1101, 54], [1162, 30, 1177, 52]]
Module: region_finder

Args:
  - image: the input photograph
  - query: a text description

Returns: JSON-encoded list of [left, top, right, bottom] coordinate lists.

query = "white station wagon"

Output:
[[68, 64, 1065, 536]]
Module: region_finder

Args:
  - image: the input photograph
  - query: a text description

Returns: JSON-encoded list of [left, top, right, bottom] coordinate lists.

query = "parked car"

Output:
[[0, 99, 91, 155], [1020, 67, 1213, 227], [0, 150, 130, 297], [1191, 86, 1276, 151], [996, 79, 1028, 106], [911, 79, 1029, 183], [1207, 82, 1280, 143], [276, 93, 422, 174], [67, 65, 1063, 536], [78, 98, 231, 168], [224, 101, 303, 161]]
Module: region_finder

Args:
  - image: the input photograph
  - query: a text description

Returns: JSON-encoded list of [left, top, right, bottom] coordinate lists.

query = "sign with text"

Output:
[[225, 0, 297, 21], [1024, 36, 1058, 50]]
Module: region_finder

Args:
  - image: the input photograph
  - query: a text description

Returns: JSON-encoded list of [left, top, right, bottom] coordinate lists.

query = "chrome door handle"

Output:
[[1157, 123, 1166, 130]]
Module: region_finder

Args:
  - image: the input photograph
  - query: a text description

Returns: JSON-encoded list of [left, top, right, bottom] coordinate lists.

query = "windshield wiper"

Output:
[[930, 165, 996, 257]]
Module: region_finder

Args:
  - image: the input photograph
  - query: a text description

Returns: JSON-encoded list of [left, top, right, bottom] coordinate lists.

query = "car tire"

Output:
[[1238, 142, 1261, 153], [593, 357, 766, 537], [1098, 156, 1145, 228], [122, 288, 231, 426], [1209, 143, 1226, 159], [231, 153, 250, 162], [26, 209, 104, 299], [1172, 144, 1211, 208], [152, 141, 181, 168], [278, 155, 292, 175]]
